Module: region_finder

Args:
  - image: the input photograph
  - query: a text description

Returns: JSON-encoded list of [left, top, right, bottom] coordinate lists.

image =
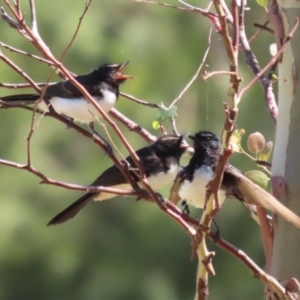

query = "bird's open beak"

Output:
[[115, 61, 134, 80], [188, 134, 195, 141]]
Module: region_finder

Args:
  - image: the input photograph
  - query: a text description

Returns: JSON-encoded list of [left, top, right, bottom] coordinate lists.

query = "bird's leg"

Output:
[[181, 200, 190, 215], [62, 115, 75, 129], [88, 122, 113, 155], [154, 192, 166, 205], [89, 121, 95, 131]]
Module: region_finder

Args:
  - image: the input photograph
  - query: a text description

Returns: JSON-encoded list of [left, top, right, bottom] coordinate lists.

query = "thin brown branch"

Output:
[[120, 92, 161, 108], [213, 0, 241, 112], [109, 108, 156, 143], [15, 0, 21, 17], [59, 0, 92, 62], [231, 0, 239, 54], [135, 0, 208, 14], [0, 52, 41, 93], [29, 0, 37, 31], [0, 6, 21, 29], [202, 70, 239, 81], [253, 22, 274, 35], [0, 157, 140, 196], [170, 117, 179, 136], [135, 0, 221, 31], [25, 100, 39, 166], [248, 22, 271, 45], [0, 42, 55, 65], [0, 82, 52, 89], [169, 26, 213, 108]]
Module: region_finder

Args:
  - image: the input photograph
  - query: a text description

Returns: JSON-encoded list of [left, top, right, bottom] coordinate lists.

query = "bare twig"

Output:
[[248, 22, 271, 45], [253, 22, 274, 35], [0, 82, 53, 89], [25, 100, 40, 166], [120, 92, 161, 108], [29, 0, 37, 31], [0, 6, 21, 29], [0, 42, 55, 65], [59, 0, 92, 62], [135, 0, 210, 14], [0, 52, 41, 93], [109, 108, 156, 143], [202, 70, 239, 81], [170, 117, 179, 136], [0, 157, 141, 196], [168, 26, 213, 108], [135, 0, 221, 31]]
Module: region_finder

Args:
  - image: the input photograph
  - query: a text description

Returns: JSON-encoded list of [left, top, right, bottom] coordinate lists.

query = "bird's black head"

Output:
[[153, 134, 190, 158], [189, 130, 221, 157], [94, 61, 133, 85]]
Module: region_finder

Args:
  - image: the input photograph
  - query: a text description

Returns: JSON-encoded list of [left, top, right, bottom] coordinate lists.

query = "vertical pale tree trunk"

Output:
[[270, 0, 300, 286]]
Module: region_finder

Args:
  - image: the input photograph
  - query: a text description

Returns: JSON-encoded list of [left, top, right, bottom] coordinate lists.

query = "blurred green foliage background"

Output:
[[0, 1, 276, 299]]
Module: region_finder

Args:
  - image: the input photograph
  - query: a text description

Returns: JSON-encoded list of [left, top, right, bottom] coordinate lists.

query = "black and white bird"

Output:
[[48, 134, 190, 225], [169, 130, 300, 229], [0, 62, 132, 124]]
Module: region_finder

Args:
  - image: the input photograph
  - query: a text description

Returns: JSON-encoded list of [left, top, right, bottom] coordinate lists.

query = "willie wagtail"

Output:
[[48, 134, 190, 225], [0, 62, 132, 124], [169, 130, 300, 229]]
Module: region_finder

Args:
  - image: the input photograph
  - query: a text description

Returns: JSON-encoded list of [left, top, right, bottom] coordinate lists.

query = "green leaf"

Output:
[[152, 120, 161, 130], [156, 106, 178, 123], [258, 141, 273, 162], [230, 129, 245, 153], [245, 170, 270, 190], [256, 0, 267, 8]]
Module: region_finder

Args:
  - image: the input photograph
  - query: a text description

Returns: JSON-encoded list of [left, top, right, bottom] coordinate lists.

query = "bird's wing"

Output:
[[90, 147, 161, 187], [45, 74, 105, 99], [90, 164, 129, 186], [226, 165, 300, 229]]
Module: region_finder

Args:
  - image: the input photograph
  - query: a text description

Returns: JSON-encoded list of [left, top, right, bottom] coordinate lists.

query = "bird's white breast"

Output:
[[93, 164, 179, 202], [179, 165, 226, 208], [37, 89, 117, 123], [141, 163, 179, 191]]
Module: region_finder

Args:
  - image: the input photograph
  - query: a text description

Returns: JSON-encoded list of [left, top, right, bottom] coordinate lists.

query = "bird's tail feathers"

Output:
[[0, 94, 40, 103], [47, 193, 95, 226], [238, 177, 300, 229]]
